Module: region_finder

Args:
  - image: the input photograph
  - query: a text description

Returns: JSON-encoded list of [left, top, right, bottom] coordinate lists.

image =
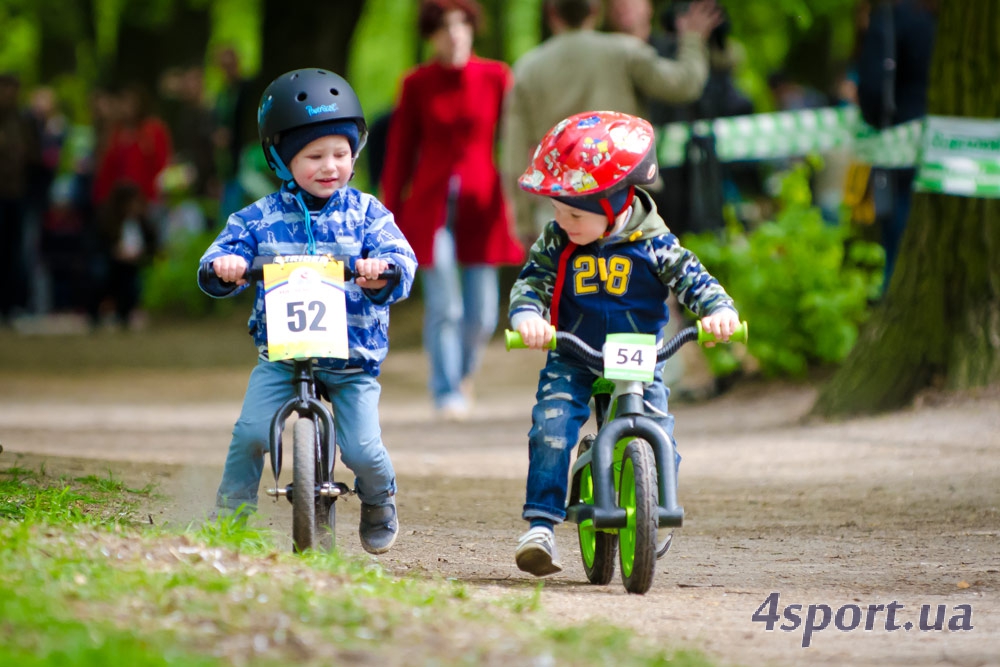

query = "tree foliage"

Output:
[[657, 0, 861, 110], [0, 0, 863, 121], [683, 162, 883, 378]]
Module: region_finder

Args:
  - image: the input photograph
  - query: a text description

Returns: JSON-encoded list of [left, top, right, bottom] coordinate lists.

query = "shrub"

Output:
[[142, 229, 251, 318], [682, 163, 884, 377]]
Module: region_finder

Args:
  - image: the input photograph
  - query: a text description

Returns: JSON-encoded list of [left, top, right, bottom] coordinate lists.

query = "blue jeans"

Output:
[[216, 359, 396, 510], [421, 227, 499, 410], [523, 352, 677, 524]]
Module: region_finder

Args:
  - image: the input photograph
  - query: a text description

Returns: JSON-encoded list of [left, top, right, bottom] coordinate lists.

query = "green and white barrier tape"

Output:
[[656, 105, 1000, 198]]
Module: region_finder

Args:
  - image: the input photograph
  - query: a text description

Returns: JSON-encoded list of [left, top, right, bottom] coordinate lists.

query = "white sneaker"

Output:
[[437, 403, 469, 422], [515, 526, 563, 577]]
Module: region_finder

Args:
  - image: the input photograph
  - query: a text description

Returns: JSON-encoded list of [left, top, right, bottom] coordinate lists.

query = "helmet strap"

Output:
[[599, 186, 635, 236], [269, 146, 294, 182]]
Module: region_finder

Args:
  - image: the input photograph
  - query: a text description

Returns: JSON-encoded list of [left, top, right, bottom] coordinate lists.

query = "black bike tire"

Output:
[[619, 439, 658, 594], [579, 462, 618, 586], [292, 417, 317, 553]]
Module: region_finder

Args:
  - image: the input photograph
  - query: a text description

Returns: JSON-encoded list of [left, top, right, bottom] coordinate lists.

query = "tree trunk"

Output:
[[113, 3, 211, 85], [256, 0, 365, 93], [37, 0, 92, 82], [813, 0, 1000, 417]]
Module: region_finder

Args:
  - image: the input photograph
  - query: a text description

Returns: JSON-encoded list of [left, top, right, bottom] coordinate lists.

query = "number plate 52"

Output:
[[603, 333, 657, 382], [263, 258, 348, 361]]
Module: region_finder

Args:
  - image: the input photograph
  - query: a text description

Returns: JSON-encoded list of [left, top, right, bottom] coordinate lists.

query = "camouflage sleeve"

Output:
[[653, 234, 736, 316], [507, 223, 566, 323]]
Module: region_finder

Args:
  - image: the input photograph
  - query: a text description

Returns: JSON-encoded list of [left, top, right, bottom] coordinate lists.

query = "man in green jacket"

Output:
[[500, 0, 722, 243]]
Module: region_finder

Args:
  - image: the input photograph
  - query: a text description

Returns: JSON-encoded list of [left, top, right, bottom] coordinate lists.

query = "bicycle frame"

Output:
[[567, 378, 684, 530]]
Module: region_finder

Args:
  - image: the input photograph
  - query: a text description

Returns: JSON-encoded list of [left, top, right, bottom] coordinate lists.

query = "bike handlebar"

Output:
[[505, 321, 748, 365], [199, 255, 401, 286]]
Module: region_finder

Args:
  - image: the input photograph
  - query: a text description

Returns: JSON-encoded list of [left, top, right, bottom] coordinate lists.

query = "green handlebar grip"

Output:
[[504, 328, 557, 351], [697, 320, 749, 345]]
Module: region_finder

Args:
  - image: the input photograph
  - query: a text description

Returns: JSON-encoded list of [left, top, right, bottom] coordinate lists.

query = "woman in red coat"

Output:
[[381, 0, 523, 419]]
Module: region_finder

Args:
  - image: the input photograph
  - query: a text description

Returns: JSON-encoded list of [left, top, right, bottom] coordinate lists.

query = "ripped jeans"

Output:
[[523, 350, 676, 524]]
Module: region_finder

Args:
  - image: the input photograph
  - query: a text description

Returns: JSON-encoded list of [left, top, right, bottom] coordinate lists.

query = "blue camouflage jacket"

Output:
[[198, 184, 417, 376], [509, 189, 735, 352]]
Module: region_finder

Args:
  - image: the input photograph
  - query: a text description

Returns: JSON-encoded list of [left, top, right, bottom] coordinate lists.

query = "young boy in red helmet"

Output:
[[509, 110, 740, 576]]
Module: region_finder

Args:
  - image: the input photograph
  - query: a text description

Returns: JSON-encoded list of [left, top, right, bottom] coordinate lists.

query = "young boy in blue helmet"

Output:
[[198, 68, 418, 554]]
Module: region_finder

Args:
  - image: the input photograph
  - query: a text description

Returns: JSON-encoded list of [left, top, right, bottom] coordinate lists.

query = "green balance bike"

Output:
[[506, 322, 748, 594]]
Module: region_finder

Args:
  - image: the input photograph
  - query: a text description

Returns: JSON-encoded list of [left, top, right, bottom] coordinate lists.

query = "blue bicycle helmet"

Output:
[[257, 68, 369, 181]]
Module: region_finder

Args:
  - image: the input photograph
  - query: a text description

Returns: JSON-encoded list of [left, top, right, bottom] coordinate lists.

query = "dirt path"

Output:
[[2, 342, 998, 667]]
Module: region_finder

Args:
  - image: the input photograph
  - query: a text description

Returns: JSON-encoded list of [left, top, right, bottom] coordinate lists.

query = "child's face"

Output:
[[550, 199, 609, 245], [289, 134, 354, 198]]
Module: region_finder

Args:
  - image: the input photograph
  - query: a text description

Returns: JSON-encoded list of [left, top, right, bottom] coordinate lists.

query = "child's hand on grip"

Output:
[[213, 255, 249, 287], [354, 257, 390, 290], [700, 309, 741, 347], [517, 317, 554, 350]]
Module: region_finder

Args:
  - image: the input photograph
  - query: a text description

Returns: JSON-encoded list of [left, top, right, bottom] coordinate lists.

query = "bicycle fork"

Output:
[[265, 361, 350, 501], [567, 389, 684, 529]]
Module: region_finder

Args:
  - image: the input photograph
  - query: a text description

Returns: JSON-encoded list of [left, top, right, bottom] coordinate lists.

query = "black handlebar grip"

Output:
[[374, 264, 402, 282], [198, 262, 216, 284], [198, 261, 242, 289], [203, 258, 401, 285]]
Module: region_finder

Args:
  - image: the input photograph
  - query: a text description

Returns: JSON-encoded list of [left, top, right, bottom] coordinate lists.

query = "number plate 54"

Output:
[[263, 258, 348, 361], [603, 333, 657, 382]]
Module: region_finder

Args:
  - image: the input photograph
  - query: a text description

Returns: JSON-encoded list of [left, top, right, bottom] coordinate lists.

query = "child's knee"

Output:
[[232, 418, 270, 455], [339, 439, 390, 479]]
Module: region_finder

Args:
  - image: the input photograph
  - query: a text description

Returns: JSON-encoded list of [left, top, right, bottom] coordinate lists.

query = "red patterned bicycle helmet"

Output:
[[518, 110, 658, 225]]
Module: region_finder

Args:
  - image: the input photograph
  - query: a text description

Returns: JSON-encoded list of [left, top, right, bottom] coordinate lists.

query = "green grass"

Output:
[[0, 466, 718, 667]]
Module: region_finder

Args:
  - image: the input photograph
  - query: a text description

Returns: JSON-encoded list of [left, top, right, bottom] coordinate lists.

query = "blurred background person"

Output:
[[605, 0, 654, 41], [24, 85, 67, 315], [767, 69, 828, 112], [92, 83, 172, 225], [0, 74, 34, 326], [380, 0, 524, 420], [634, 0, 755, 237], [500, 0, 721, 245], [40, 175, 88, 314], [86, 182, 159, 330], [856, 0, 936, 293]]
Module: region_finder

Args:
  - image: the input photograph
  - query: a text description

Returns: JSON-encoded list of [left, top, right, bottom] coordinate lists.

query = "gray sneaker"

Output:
[[515, 526, 563, 577], [359, 499, 398, 554]]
